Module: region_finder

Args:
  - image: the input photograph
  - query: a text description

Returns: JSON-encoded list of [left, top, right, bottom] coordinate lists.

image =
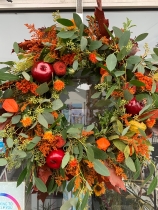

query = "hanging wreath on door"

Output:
[[0, 0, 157, 208]]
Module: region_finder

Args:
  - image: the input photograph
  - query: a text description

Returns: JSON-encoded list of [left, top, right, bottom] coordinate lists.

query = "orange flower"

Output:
[[100, 65, 109, 76], [2, 99, 19, 113], [89, 53, 97, 64], [43, 131, 54, 142], [115, 166, 127, 179], [53, 80, 65, 92], [96, 137, 110, 151], [146, 118, 156, 128], [135, 72, 152, 92], [100, 36, 109, 45], [21, 116, 32, 127], [93, 182, 106, 196], [69, 159, 78, 167], [52, 111, 58, 119], [16, 79, 38, 95], [61, 53, 75, 66], [116, 151, 125, 163]]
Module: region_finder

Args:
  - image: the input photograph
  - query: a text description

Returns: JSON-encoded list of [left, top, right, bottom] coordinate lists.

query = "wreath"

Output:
[[0, 1, 158, 209]]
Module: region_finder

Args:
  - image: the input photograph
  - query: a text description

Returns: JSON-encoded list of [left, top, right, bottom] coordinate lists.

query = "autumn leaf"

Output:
[[38, 164, 52, 184], [37, 191, 49, 203], [2, 99, 19, 113], [104, 162, 126, 193], [94, 7, 109, 38], [139, 109, 158, 120]]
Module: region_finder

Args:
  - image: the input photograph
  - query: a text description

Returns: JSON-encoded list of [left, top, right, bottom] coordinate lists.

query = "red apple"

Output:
[[31, 61, 53, 83], [53, 61, 66, 76], [46, 149, 65, 169], [125, 97, 144, 115]]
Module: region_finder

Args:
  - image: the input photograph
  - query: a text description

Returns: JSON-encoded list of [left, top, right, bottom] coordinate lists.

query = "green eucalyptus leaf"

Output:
[[80, 191, 89, 210], [2, 113, 13, 117], [37, 113, 48, 129], [0, 158, 7, 166], [91, 92, 101, 99], [67, 177, 75, 192], [42, 112, 54, 124], [92, 147, 108, 160], [142, 162, 155, 185], [56, 18, 74, 26], [79, 23, 84, 37], [57, 31, 74, 39], [147, 177, 157, 195], [73, 13, 82, 28], [53, 99, 63, 110], [94, 99, 111, 108], [130, 80, 145, 87], [0, 72, 19, 81], [89, 40, 102, 51], [11, 115, 21, 124], [80, 37, 87, 51], [125, 157, 136, 172], [113, 140, 126, 152], [119, 31, 130, 49], [47, 178, 55, 193], [106, 85, 117, 99], [106, 54, 117, 71], [34, 177, 47, 193], [153, 48, 158, 56], [113, 26, 123, 38], [117, 47, 127, 61], [6, 137, 13, 148], [127, 56, 141, 64], [17, 166, 27, 187], [123, 90, 133, 101], [22, 71, 30, 81], [137, 63, 145, 73], [93, 159, 110, 176], [0, 117, 7, 123], [114, 71, 125, 77], [60, 200, 72, 210], [135, 33, 148, 42], [61, 152, 70, 168], [87, 146, 94, 162], [13, 42, 19, 54], [36, 82, 49, 95], [86, 123, 94, 131], [3, 89, 13, 98], [73, 60, 78, 70], [32, 136, 41, 144]]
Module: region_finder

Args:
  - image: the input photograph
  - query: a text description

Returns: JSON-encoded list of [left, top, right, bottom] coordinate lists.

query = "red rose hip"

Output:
[[53, 61, 66, 76]]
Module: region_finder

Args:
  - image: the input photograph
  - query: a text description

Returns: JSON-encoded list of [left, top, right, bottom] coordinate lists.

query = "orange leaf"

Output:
[[139, 109, 158, 120], [38, 164, 52, 184], [2, 99, 19, 113], [104, 162, 126, 193]]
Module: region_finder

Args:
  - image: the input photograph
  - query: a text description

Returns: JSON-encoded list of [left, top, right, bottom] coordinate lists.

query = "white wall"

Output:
[[0, 10, 158, 63]]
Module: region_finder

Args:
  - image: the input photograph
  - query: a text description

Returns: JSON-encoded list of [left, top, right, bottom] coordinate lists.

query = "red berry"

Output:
[[53, 61, 66, 76]]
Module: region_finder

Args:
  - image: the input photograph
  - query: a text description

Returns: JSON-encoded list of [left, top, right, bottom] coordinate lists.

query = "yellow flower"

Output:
[[93, 182, 106, 196], [129, 120, 146, 133]]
